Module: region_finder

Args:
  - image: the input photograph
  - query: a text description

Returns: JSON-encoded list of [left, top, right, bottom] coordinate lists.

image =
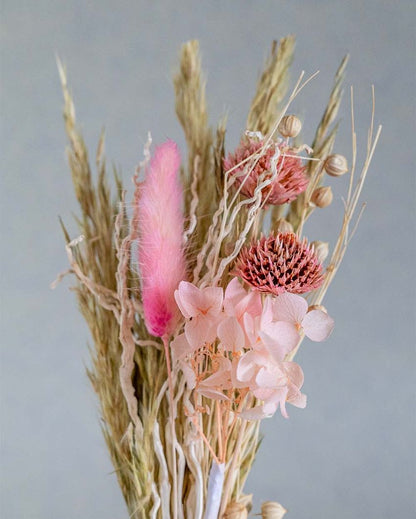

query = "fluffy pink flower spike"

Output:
[[137, 140, 186, 337]]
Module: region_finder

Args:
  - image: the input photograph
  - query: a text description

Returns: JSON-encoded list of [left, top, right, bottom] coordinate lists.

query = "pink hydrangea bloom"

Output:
[[174, 281, 223, 349], [171, 278, 334, 419], [272, 292, 334, 341]]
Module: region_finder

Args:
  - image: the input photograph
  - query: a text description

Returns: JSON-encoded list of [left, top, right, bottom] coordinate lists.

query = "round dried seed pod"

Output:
[[324, 154, 348, 177], [261, 501, 287, 518], [310, 240, 329, 263], [223, 501, 248, 519], [276, 218, 294, 233], [311, 186, 333, 208], [308, 304, 328, 313], [278, 115, 302, 138]]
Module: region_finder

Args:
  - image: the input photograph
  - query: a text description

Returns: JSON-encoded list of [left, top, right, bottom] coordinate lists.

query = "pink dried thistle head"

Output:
[[235, 232, 324, 295], [223, 137, 308, 205]]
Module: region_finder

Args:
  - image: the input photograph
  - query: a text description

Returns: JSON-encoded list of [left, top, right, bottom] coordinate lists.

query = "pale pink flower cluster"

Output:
[[172, 278, 334, 419]]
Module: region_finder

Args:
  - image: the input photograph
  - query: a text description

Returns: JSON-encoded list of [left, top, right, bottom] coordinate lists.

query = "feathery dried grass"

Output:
[[57, 60, 137, 509], [174, 41, 217, 256], [247, 36, 295, 135], [287, 55, 349, 231]]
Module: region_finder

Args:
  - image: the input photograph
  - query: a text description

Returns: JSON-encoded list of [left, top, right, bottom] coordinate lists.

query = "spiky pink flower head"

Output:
[[235, 232, 324, 295], [223, 137, 308, 205]]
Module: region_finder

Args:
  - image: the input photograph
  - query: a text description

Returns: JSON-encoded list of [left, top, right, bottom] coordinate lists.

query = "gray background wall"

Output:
[[1, 1, 415, 518]]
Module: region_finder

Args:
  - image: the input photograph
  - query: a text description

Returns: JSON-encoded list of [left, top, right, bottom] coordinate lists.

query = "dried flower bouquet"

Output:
[[56, 37, 380, 518]]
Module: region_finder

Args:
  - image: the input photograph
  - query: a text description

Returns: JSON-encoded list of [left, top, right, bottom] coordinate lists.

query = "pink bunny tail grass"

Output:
[[137, 140, 186, 337]]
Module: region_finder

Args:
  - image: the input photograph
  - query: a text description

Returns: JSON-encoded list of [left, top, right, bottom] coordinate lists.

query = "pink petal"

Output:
[[218, 316, 245, 352], [283, 361, 304, 388], [201, 357, 232, 389], [288, 390, 307, 409], [265, 386, 289, 406], [262, 401, 279, 417], [242, 312, 256, 345], [197, 387, 229, 401], [224, 278, 246, 311], [260, 297, 274, 328], [174, 281, 200, 318], [240, 404, 273, 420], [239, 291, 262, 319], [302, 309, 334, 341], [279, 399, 289, 419], [236, 350, 262, 383], [178, 360, 196, 389], [272, 292, 308, 324], [202, 286, 224, 316], [185, 315, 217, 348], [174, 281, 223, 319], [231, 357, 248, 389], [255, 366, 280, 388], [171, 333, 194, 360], [260, 321, 299, 361], [253, 387, 275, 400]]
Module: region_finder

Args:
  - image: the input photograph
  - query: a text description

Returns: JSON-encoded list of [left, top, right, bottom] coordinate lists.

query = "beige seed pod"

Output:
[[324, 153, 348, 177], [261, 501, 287, 518], [223, 501, 248, 519], [278, 114, 302, 138], [311, 186, 333, 208], [276, 218, 294, 233], [308, 304, 328, 313], [310, 240, 329, 263]]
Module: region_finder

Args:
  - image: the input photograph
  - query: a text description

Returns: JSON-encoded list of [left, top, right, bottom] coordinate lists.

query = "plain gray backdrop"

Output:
[[1, 1, 415, 518]]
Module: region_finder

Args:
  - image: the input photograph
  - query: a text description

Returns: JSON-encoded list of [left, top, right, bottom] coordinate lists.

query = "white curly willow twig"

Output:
[[115, 191, 144, 436]]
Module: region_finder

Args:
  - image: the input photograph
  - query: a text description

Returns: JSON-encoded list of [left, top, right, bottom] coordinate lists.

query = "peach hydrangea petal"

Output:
[[302, 309, 334, 341], [178, 360, 197, 389], [224, 278, 262, 320], [230, 357, 248, 389], [240, 405, 273, 420], [199, 357, 232, 390], [253, 387, 276, 401], [171, 333, 194, 360], [185, 315, 218, 349], [217, 316, 246, 352], [288, 391, 307, 409], [282, 361, 304, 388], [272, 292, 308, 324], [236, 350, 264, 383], [260, 321, 300, 361], [197, 387, 230, 401], [174, 281, 223, 319]]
